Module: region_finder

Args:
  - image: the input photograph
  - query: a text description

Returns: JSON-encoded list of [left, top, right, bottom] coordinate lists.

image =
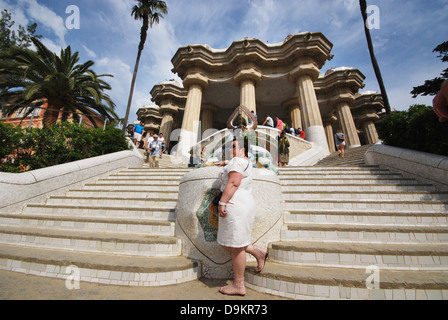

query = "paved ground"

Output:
[[0, 270, 288, 300]]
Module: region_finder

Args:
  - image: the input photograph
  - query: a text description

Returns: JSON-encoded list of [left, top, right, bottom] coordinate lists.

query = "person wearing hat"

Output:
[[147, 134, 162, 167]]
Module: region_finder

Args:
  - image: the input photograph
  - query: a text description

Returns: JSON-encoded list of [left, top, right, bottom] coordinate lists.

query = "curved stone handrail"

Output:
[[0, 144, 143, 210], [365, 144, 448, 190]]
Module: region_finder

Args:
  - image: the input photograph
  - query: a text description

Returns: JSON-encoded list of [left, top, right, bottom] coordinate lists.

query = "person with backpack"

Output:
[[334, 130, 346, 158]]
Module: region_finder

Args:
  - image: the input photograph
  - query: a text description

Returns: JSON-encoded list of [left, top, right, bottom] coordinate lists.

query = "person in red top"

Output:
[[275, 117, 283, 131]]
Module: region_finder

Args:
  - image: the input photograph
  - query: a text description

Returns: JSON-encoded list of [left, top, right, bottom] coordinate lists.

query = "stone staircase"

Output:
[[244, 165, 448, 299], [0, 154, 199, 287], [2, 147, 448, 299], [314, 144, 373, 166]]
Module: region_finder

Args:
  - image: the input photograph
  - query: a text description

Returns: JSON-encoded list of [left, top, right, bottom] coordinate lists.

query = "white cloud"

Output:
[[82, 44, 97, 59], [18, 0, 67, 46]]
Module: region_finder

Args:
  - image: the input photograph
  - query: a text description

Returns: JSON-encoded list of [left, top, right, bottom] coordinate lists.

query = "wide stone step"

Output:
[[45, 195, 178, 208], [282, 223, 448, 244], [280, 178, 419, 185], [281, 183, 438, 192], [279, 173, 403, 179], [0, 243, 200, 287], [94, 179, 180, 186], [108, 172, 187, 178], [278, 165, 380, 172], [81, 184, 180, 192], [0, 226, 181, 257], [282, 191, 448, 201], [66, 189, 179, 198], [286, 209, 448, 226], [22, 204, 176, 221], [0, 213, 174, 236], [124, 167, 192, 172], [244, 261, 448, 299], [284, 199, 448, 211], [269, 241, 448, 270]]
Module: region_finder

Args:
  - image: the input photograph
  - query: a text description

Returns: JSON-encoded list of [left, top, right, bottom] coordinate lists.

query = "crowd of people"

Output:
[[132, 122, 166, 168], [261, 114, 306, 140]]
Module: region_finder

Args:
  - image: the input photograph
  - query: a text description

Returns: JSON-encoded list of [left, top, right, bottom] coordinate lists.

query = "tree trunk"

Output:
[[122, 18, 149, 133], [360, 0, 391, 115], [122, 48, 142, 133], [44, 101, 61, 128]]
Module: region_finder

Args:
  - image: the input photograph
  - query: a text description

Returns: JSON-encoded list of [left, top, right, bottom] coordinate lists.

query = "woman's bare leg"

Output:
[[246, 244, 268, 272], [219, 247, 247, 296]]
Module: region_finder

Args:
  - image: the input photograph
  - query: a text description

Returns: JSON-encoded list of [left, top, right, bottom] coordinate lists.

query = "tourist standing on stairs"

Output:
[[133, 122, 145, 147], [334, 130, 346, 158], [277, 130, 290, 167], [147, 134, 162, 167], [217, 136, 268, 296]]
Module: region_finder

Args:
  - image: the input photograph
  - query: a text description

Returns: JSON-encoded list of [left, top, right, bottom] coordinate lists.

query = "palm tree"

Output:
[[122, 0, 168, 132], [0, 37, 118, 127], [359, 0, 391, 114]]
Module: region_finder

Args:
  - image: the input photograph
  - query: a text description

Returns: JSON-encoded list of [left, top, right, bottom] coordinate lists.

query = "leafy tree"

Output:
[[411, 41, 448, 97], [122, 0, 168, 132], [0, 122, 132, 172], [377, 104, 448, 156], [0, 9, 41, 52], [0, 38, 118, 127], [0, 122, 23, 172]]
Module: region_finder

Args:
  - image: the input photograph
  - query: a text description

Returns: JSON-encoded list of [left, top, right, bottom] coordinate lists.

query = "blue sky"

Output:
[[2, 0, 448, 123]]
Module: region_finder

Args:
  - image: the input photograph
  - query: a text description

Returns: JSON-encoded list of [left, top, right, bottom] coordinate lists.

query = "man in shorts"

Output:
[[133, 122, 145, 147]]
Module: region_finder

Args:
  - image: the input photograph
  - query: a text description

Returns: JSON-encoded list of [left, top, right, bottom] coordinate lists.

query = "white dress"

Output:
[[217, 157, 255, 248]]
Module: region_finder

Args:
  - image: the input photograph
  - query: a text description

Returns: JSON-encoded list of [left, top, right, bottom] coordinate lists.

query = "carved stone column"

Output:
[[325, 69, 366, 148], [159, 103, 178, 149], [335, 101, 361, 148], [289, 59, 329, 154], [178, 72, 209, 160], [362, 120, 379, 145], [352, 93, 384, 145], [201, 104, 218, 136], [282, 98, 302, 129], [234, 64, 262, 114], [150, 80, 187, 151], [323, 115, 337, 153]]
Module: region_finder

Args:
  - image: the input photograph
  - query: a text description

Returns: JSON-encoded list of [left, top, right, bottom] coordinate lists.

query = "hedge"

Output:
[[0, 122, 132, 173], [376, 104, 448, 156]]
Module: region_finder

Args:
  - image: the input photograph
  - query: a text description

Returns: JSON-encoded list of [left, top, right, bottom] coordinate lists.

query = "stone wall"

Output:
[[0, 142, 143, 212], [365, 144, 448, 191]]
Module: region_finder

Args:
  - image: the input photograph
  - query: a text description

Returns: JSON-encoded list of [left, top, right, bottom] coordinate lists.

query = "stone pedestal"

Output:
[[175, 166, 283, 279]]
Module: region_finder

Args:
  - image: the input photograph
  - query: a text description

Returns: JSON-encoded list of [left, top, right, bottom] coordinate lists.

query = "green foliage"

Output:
[[0, 122, 131, 172], [0, 9, 41, 52], [0, 122, 23, 172], [0, 37, 118, 127], [377, 105, 448, 156], [411, 41, 448, 98]]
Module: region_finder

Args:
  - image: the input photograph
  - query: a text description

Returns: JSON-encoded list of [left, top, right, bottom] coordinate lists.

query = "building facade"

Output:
[[138, 32, 384, 155], [0, 99, 108, 129]]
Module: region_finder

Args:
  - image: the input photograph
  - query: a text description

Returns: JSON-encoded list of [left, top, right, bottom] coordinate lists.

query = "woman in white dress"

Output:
[[217, 136, 268, 296]]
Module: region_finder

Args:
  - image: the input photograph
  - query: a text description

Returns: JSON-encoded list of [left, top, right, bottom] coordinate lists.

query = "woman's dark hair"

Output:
[[233, 136, 249, 157]]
